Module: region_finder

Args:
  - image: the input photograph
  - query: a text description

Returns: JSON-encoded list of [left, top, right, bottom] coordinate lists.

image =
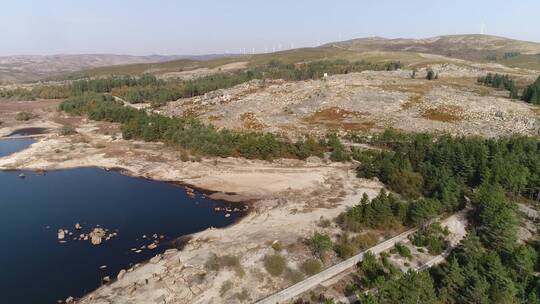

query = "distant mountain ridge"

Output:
[[0, 53, 235, 84], [325, 34, 540, 62], [3, 34, 540, 84]]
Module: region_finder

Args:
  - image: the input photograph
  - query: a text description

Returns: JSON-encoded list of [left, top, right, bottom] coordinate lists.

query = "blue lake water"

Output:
[[0, 139, 242, 303]]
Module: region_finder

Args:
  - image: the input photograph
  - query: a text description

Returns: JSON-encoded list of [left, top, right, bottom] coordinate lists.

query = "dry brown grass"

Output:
[[181, 108, 201, 119], [421, 105, 463, 122], [305, 107, 367, 122], [240, 112, 266, 130], [303, 106, 375, 131], [207, 114, 224, 121], [401, 94, 423, 110]]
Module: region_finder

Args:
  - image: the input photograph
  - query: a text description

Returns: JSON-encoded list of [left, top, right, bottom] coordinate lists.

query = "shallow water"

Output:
[[0, 138, 36, 157], [0, 140, 241, 303]]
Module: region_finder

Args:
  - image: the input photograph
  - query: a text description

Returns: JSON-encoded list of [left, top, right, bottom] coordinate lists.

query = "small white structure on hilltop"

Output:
[[323, 73, 328, 80]]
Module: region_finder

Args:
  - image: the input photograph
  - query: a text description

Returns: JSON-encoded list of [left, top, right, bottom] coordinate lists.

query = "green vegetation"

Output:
[[522, 75, 540, 104], [110, 59, 401, 106], [59, 93, 339, 160], [15, 111, 36, 121], [263, 254, 287, 276], [394, 242, 412, 259], [331, 131, 540, 303], [358, 251, 398, 288], [426, 68, 438, 80], [411, 222, 448, 255], [3, 58, 400, 106], [307, 232, 333, 258], [334, 232, 380, 259], [301, 258, 323, 275], [59, 125, 77, 136], [477, 73, 518, 99], [337, 191, 408, 232], [355, 130, 540, 219], [351, 186, 540, 303]]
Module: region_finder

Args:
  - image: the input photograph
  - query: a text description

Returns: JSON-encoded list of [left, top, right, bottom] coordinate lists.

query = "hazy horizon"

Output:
[[2, 0, 539, 57]]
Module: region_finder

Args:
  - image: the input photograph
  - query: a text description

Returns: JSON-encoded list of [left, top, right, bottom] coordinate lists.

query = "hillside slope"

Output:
[[0, 54, 232, 83], [327, 34, 540, 69]]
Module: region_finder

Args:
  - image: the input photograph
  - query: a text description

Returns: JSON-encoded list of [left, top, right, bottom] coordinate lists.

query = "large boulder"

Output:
[[89, 227, 106, 245], [57, 229, 65, 240]]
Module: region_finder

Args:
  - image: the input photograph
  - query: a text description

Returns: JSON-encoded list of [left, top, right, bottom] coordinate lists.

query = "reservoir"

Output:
[[0, 139, 242, 303]]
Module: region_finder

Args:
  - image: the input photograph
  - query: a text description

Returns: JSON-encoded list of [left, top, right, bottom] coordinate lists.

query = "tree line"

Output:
[[324, 130, 540, 303], [522, 75, 540, 104], [111, 59, 402, 106], [59, 93, 347, 161], [1, 59, 401, 105], [477, 73, 518, 99], [350, 183, 539, 304]]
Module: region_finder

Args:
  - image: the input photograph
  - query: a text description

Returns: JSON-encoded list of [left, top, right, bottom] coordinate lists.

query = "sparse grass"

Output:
[[351, 232, 379, 250], [205, 254, 245, 276], [421, 105, 463, 122], [235, 288, 250, 302], [284, 267, 304, 283], [263, 254, 286, 276], [301, 258, 323, 275], [219, 280, 233, 296]]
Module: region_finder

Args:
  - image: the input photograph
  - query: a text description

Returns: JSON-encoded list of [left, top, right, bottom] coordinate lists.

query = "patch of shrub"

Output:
[[271, 241, 283, 252], [205, 254, 221, 272], [205, 254, 244, 276], [264, 254, 286, 276], [351, 233, 379, 250], [15, 111, 36, 121], [411, 222, 448, 255], [334, 233, 357, 258], [394, 242, 412, 259], [284, 268, 304, 283], [59, 125, 77, 136], [301, 258, 323, 275], [235, 288, 249, 302], [308, 232, 333, 258], [219, 280, 233, 296]]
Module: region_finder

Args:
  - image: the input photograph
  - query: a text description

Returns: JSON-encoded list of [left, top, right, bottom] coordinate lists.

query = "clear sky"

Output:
[[1, 0, 539, 56]]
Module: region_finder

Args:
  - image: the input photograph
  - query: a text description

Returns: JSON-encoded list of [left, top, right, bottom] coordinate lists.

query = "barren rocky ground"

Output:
[[158, 64, 540, 138]]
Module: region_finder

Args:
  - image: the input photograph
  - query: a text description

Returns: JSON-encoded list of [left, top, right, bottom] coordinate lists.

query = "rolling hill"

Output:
[[0, 54, 235, 84], [327, 34, 540, 69]]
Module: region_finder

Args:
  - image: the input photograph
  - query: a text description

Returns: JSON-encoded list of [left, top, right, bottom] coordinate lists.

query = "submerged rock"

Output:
[[74, 223, 82, 230], [57, 229, 65, 240]]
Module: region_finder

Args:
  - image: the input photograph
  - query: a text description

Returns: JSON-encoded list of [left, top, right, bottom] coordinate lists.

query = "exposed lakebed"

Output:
[[0, 139, 243, 303]]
